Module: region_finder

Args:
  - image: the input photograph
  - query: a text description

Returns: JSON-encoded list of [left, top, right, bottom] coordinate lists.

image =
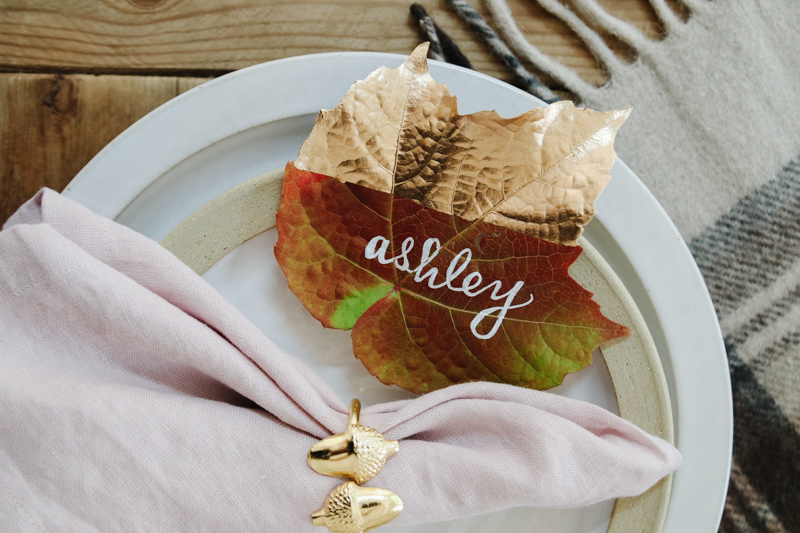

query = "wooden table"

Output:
[[0, 0, 662, 224]]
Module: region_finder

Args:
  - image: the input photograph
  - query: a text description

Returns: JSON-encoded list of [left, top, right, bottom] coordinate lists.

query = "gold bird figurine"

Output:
[[308, 399, 399, 484], [312, 481, 403, 533]]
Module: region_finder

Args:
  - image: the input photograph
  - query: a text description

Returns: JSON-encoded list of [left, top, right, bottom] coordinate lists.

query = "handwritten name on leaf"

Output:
[[364, 235, 533, 340], [275, 163, 628, 394], [276, 46, 631, 393]]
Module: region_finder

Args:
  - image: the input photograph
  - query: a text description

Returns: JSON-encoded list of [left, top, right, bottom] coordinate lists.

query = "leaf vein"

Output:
[[448, 307, 504, 382]]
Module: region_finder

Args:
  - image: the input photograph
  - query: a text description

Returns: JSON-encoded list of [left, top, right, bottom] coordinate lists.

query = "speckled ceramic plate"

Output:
[[64, 52, 732, 533]]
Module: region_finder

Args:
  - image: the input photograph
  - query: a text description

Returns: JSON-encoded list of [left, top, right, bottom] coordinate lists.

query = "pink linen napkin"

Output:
[[0, 189, 681, 531]]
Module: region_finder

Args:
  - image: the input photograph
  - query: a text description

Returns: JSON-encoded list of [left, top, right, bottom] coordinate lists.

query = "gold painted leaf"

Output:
[[294, 43, 630, 246]]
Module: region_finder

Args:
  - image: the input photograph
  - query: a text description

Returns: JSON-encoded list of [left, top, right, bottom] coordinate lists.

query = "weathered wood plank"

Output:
[[0, 74, 208, 223], [0, 0, 662, 85], [0, 0, 666, 223]]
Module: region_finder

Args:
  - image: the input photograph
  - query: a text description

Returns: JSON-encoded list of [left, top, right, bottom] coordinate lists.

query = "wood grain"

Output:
[[0, 0, 662, 84], [0, 0, 667, 223], [0, 74, 208, 223]]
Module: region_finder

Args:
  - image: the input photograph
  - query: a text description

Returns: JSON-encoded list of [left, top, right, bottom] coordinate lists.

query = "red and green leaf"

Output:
[[275, 163, 628, 394]]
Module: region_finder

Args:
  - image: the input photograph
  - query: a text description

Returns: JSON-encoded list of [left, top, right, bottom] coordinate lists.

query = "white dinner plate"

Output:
[[63, 51, 732, 533]]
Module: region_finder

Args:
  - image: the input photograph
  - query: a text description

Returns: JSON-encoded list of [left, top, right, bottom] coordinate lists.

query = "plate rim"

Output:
[[62, 50, 733, 532]]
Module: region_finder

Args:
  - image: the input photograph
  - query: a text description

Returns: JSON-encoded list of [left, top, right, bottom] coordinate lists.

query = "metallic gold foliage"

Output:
[[278, 48, 631, 393], [295, 43, 629, 246]]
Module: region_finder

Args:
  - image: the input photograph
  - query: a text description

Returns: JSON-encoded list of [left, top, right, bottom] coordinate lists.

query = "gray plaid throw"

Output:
[[440, 0, 800, 530]]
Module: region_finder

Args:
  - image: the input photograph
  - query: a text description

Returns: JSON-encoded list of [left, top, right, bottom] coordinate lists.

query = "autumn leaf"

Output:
[[295, 43, 630, 246], [276, 46, 631, 392], [275, 163, 628, 393]]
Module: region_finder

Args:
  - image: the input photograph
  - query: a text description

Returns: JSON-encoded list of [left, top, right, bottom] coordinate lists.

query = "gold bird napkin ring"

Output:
[[312, 481, 403, 533], [307, 399, 399, 484], [309, 400, 402, 532]]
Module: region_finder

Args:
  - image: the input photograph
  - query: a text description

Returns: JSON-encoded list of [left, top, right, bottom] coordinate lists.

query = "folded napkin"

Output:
[[0, 189, 681, 531]]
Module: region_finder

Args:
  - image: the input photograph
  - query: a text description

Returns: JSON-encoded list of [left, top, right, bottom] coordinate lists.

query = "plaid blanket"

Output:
[[440, 0, 800, 530]]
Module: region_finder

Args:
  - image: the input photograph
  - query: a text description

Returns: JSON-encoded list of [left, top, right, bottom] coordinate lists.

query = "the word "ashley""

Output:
[[364, 235, 534, 340]]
